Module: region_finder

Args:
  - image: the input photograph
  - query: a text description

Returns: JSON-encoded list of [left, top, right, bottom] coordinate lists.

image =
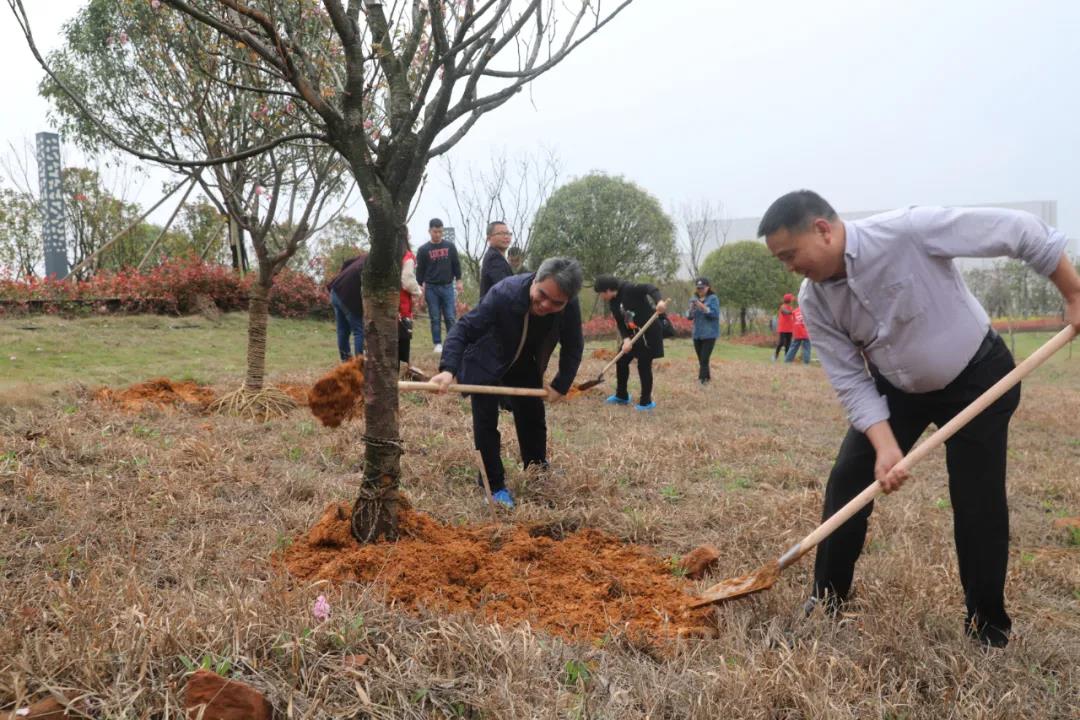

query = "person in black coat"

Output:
[[430, 258, 585, 509], [327, 252, 367, 360], [479, 221, 514, 300], [594, 275, 667, 410]]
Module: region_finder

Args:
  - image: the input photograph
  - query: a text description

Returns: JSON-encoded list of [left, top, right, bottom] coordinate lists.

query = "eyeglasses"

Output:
[[492, 230, 513, 237]]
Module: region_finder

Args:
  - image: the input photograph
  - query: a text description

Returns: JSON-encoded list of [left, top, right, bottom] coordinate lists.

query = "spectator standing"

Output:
[[415, 218, 463, 354], [688, 276, 721, 384], [774, 292, 795, 361]]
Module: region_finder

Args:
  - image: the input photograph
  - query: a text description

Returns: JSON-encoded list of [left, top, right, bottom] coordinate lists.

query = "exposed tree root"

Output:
[[209, 385, 297, 422]]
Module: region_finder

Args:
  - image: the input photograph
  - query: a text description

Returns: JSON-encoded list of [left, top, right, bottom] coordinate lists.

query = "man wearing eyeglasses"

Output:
[[430, 257, 585, 509], [479, 220, 514, 300]]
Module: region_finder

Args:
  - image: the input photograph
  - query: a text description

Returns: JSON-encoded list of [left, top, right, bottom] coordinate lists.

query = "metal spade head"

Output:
[[574, 375, 604, 391]]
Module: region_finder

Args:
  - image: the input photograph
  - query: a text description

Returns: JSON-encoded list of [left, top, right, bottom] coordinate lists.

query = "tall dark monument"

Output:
[[36, 132, 68, 279]]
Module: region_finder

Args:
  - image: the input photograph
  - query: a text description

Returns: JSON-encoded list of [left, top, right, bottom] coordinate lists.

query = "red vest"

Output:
[[399, 250, 415, 318], [777, 302, 795, 333]]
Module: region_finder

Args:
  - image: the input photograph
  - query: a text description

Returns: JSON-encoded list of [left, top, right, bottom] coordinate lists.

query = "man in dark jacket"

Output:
[[327, 252, 367, 360], [430, 257, 585, 508], [594, 275, 667, 410], [415, 218, 463, 353], [479, 220, 513, 299]]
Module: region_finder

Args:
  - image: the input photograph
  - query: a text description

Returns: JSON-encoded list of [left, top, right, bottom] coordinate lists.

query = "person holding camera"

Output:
[[688, 277, 720, 384]]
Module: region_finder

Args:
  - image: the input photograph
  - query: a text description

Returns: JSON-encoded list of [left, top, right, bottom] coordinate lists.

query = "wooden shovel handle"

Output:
[[598, 300, 669, 375], [778, 325, 1077, 570], [398, 381, 548, 397]]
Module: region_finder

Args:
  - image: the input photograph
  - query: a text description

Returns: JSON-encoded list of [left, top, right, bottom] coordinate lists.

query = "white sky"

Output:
[[3, 0, 1079, 241]]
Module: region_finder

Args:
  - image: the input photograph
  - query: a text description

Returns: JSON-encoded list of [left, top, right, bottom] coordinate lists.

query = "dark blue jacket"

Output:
[[438, 273, 583, 394], [328, 255, 366, 316], [479, 246, 513, 299]]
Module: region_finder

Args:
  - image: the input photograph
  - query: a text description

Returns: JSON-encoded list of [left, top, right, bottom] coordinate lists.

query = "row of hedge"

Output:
[[0, 256, 330, 319]]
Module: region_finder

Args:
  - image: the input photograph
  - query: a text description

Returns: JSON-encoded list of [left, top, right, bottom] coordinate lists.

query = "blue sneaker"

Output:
[[491, 489, 515, 509], [605, 394, 631, 405], [634, 401, 656, 411]]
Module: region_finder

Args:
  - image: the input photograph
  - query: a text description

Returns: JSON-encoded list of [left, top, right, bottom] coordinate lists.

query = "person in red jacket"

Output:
[[784, 303, 812, 364], [773, 292, 795, 361], [399, 232, 422, 365]]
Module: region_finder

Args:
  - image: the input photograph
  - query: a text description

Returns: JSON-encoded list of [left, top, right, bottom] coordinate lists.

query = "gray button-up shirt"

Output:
[[800, 206, 1067, 433]]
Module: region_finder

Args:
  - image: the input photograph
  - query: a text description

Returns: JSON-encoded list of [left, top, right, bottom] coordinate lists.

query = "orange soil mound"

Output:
[[95, 378, 215, 412], [276, 383, 310, 406], [308, 358, 365, 428], [591, 348, 617, 360], [566, 385, 596, 399], [283, 503, 713, 642]]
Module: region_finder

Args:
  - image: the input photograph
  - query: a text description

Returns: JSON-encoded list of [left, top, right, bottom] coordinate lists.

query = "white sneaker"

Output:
[[433, 343, 443, 354]]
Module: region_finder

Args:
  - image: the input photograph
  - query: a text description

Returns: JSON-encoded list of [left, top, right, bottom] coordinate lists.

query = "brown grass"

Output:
[[1, 349, 1078, 717]]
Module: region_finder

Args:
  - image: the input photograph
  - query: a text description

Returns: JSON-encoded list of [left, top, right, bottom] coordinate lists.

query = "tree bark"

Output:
[[243, 281, 270, 393], [350, 199, 407, 540]]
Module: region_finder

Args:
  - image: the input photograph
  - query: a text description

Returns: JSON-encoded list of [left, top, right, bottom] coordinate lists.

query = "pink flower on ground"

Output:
[[151, 0, 161, 9], [312, 594, 331, 622]]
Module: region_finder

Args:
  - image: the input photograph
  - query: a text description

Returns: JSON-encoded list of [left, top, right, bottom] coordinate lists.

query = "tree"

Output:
[[441, 146, 560, 287], [38, 0, 350, 419], [0, 186, 40, 279], [700, 240, 798, 334], [12, 0, 635, 542], [529, 173, 677, 282], [308, 215, 369, 285], [678, 198, 729, 279]]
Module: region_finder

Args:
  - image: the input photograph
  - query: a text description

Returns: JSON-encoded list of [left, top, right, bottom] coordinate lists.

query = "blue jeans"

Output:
[[785, 338, 811, 364], [425, 283, 456, 344], [330, 289, 364, 360]]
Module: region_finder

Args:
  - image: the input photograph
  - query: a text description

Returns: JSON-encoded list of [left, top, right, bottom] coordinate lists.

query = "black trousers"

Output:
[[693, 338, 716, 381], [615, 348, 654, 405], [398, 317, 413, 365], [774, 332, 792, 358], [813, 332, 1019, 644], [471, 365, 546, 493]]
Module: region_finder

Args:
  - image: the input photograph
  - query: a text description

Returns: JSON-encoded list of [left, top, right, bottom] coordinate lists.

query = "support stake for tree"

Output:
[[136, 170, 201, 271], [67, 173, 195, 279]]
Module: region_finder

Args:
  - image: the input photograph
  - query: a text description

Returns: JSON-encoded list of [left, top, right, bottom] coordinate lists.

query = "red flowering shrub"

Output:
[[245, 268, 330, 319], [990, 317, 1063, 333], [582, 314, 694, 340], [0, 256, 330, 318], [582, 315, 617, 339]]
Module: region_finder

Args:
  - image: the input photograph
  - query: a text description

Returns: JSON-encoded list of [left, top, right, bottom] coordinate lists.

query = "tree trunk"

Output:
[[360, 208, 404, 504], [739, 306, 747, 335], [243, 281, 270, 392]]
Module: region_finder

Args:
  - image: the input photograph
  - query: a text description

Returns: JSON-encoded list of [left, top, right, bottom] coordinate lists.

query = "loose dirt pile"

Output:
[[95, 378, 216, 412], [276, 383, 310, 407], [308, 358, 365, 428], [283, 503, 713, 642], [591, 348, 617, 360], [96, 379, 311, 413]]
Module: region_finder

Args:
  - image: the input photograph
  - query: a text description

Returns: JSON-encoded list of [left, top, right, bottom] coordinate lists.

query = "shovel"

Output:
[[576, 302, 668, 391], [689, 325, 1077, 608], [398, 381, 548, 397]]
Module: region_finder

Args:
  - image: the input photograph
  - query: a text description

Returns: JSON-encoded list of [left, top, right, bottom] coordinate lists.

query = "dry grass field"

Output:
[[1, 315, 1078, 718]]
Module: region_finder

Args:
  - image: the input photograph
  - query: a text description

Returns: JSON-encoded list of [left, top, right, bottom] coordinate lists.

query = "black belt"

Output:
[[968, 327, 1000, 367]]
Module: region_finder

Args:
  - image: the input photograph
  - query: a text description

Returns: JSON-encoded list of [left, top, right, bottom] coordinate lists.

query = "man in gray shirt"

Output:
[[759, 190, 1080, 648]]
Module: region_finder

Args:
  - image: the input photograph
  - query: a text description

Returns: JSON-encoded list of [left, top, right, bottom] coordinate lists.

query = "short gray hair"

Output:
[[535, 257, 583, 298]]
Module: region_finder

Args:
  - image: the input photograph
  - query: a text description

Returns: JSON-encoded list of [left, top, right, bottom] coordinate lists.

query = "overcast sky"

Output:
[[3, 0, 1079, 242]]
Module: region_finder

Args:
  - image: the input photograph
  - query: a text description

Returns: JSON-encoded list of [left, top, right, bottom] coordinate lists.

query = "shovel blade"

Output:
[[575, 376, 603, 391], [686, 560, 781, 608]]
